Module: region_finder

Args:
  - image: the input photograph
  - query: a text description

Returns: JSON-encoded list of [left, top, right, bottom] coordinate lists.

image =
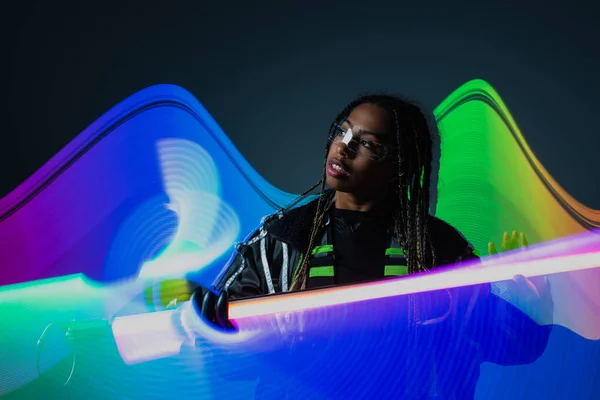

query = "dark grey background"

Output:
[[2, 0, 599, 206]]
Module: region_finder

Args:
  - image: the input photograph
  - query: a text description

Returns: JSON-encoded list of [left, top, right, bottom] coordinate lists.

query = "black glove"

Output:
[[187, 287, 258, 382], [191, 286, 235, 330]]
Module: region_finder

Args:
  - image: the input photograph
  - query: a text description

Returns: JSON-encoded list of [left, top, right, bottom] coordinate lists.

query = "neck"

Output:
[[334, 191, 386, 212]]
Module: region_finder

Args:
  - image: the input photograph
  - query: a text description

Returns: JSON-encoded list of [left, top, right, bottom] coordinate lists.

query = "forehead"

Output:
[[344, 103, 393, 140]]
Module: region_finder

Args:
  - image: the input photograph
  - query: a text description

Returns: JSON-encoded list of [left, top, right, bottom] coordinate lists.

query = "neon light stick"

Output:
[[228, 250, 600, 321], [105, 230, 600, 364], [111, 249, 600, 364], [111, 310, 183, 364], [112, 300, 259, 365]]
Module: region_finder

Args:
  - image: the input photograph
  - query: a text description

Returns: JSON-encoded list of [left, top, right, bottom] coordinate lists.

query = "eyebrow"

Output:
[[343, 118, 383, 139]]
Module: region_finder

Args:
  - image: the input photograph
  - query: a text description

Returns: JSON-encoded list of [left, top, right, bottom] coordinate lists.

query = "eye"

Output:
[[360, 140, 373, 148]]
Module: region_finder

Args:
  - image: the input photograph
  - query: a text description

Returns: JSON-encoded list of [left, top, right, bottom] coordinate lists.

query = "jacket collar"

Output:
[[264, 193, 473, 267], [265, 192, 396, 251], [265, 195, 325, 252]]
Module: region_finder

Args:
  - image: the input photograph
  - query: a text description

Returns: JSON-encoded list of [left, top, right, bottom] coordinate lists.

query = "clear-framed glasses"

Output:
[[328, 123, 394, 162]]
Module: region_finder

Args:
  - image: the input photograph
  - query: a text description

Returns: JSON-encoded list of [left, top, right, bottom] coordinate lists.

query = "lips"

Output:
[[327, 158, 350, 177]]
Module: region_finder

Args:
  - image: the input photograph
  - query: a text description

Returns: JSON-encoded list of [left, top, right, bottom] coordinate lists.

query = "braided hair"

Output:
[[290, 94, 436, 291]]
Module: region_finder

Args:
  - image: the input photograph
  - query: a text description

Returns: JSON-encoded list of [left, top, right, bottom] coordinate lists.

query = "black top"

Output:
[[332, 208, 389, 284]]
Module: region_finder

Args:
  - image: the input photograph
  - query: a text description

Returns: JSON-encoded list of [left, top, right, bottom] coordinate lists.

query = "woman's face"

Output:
[[325, 103, 397, 201]]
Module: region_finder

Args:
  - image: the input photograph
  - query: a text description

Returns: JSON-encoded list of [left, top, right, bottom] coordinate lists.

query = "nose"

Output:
[[335, 141, 352, 158]]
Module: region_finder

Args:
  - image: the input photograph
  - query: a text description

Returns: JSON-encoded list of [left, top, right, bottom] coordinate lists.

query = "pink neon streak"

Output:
[[228, 250, 600, 320]]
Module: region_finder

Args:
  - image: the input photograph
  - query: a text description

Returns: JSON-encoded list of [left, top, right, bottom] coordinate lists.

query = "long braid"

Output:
[[391, 101, 436, 275], [392, 106, 420, 276], [289, 146, 332, 291]]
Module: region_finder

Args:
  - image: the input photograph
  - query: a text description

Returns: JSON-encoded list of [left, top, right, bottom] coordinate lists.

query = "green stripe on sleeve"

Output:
[[312, 245, 334, 254], [385, 248, 404, 256], [384, 265, 408, 276], [309, 266, 335, 278]]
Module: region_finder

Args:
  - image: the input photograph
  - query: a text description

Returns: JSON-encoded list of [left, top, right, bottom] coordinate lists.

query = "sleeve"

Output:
[[205, 225, 295, 383], [213, 214, 292, 300], [454, 245, 553, 366], [213, 230, 271, 300]]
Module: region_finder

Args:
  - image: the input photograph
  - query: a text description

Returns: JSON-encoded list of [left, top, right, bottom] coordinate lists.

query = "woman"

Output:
[[189, 94, 552, 399]]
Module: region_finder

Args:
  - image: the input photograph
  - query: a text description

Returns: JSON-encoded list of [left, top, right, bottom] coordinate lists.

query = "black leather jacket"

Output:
[[211, 197, 552, 399]]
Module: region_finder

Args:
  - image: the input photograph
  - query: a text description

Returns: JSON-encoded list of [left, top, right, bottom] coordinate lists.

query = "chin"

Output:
[[325, 177, 353, 194], [325, 176, 336, 189], [325, 176, 342, 191]]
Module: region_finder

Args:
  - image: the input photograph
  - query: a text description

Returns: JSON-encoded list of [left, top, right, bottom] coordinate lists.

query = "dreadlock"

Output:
[[290, 94, 436, 291]]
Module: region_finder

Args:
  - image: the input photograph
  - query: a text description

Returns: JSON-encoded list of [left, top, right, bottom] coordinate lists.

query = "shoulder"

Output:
[[427, 215, 478, 265], [427, 215, 469, 243], [261, 196, 322, 251]]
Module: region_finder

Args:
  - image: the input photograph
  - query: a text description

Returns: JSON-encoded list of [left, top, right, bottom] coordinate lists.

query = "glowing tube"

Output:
[[112, 310, 184, 365], [228, 251, 600, 321], [105, 230, 600, 364], [111, 299, 261, 364], [109, 249, 600, 364]]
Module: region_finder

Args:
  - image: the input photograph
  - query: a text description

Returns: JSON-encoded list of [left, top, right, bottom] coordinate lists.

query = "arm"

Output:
[[477, 285, 552, 365], [214, 237, 269, 300], [456, 246, 553, 366], [213, 221, 290, 300], [189, 229, 279, 382]]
